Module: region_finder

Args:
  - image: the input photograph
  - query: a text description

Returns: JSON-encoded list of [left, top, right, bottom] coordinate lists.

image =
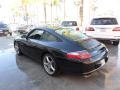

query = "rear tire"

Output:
[[112, 41, 119, 46], [9, 32, 12, 36], [42, 54, 59, 76]]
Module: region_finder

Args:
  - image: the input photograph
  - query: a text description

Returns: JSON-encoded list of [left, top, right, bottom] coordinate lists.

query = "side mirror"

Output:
[[21, 34, 27, 38]]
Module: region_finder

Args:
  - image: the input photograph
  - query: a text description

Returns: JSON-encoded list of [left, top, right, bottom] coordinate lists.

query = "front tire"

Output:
[[42, 54, 59, 76], [9, 32, 12, 36], [14, 42, 23, 55]]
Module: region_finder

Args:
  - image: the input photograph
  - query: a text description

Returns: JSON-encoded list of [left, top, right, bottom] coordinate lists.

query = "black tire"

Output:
[[14, 42, 23, 55], [7, 33, 12, 36], [9, 32, 12, 36], [112, 41, 119, 46], [5, 32, 12, 36], [42, 54, 59, 76]]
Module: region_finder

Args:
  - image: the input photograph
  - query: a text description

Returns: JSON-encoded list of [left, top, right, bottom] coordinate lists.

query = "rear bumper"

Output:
[[56, 56, 108, 74], [0, 31, 10, 36], [94, 37, 120, 41], [82, 57, 108, 74], [85, 34, 120, 40]]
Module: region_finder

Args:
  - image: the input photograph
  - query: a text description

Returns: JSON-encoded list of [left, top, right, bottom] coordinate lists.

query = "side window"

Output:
[[28, 30, 44, 40], [41, 31, 61, 42]]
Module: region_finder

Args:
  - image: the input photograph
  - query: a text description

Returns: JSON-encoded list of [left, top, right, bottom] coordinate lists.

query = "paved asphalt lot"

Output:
[[0, 36, 120, 90]]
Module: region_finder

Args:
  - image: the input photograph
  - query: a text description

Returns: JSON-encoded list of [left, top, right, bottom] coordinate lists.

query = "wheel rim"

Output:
[[15, 43, 19, 54], [43, 55, 56, 75]]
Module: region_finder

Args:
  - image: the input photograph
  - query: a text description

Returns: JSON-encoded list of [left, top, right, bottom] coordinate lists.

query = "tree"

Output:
[[73, 0, 83, 26], [50, 0, 61, 23], [21, 0, 61, 24], [90, 0, 98, 16], [80, 0, 83, 26], [21, 0, 32, 24], [63, 0, 66, 19], [10, 0, 22, 23], [37, 0, 50, 24]]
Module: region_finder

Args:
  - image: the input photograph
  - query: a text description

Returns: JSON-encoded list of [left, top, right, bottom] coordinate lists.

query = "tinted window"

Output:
[[61, 21, 77, 27], [56, 28, 100, 49], [91, 18, 118, 25], [41, 31, 60, 42], [28, 30, 44, 40], [55, 28, 88, 41]]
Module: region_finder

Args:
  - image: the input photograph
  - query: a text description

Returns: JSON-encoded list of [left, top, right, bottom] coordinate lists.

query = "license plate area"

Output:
[[100, 29, 106, 32]]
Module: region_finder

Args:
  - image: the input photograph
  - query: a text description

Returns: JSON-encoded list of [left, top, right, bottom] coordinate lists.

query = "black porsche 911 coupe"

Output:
[[14, 27, 108, 76]]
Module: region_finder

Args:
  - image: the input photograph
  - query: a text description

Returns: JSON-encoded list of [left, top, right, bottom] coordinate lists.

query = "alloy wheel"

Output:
[[43, 55, 56, 75]]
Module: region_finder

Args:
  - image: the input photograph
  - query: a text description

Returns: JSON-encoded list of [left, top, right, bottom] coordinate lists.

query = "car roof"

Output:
[[33, 27, 76, 42], [33, 27, 56, 33], [92, 17, 117, 19], [61, 21, 78, 22]]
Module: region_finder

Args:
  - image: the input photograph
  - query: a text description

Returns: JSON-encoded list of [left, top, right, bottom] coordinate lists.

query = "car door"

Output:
[[38, 31, 62, 59], [30, 30, 62, 60], [25, 29, 61, 61], [25, 29, 44, 59]]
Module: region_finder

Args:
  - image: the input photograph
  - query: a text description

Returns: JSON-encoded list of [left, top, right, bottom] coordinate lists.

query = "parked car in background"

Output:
[[17, 24, 34, 34], [9, 23, 18, 33], [0, 23, 12, 36], [85, 17, 120, 45], [14, 27, 108, 76], [61, 20, 80, 31]]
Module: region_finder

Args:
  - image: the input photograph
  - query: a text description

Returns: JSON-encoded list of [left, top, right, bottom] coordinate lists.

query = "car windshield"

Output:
[[61, 21, 77, 27], [91, 18, 118, 25], [55, 28, 89, 41]]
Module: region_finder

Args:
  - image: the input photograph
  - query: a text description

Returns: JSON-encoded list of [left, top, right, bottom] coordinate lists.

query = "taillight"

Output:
[[113, 27, 120, 31], [85, 27, 94, 31], [66, 50, 91, 60], [76, 27, 79, 31]]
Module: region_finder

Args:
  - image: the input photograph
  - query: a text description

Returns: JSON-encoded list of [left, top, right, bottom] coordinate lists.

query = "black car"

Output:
[[0, 23, 11, 36], [14, 27, 108, 76]]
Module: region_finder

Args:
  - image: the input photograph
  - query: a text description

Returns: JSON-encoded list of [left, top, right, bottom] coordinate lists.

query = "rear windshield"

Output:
[[55, 28, 88, 41], [55, 28, 100, 50], [91, 18, 118, 25], [61, 21, 77, 27]]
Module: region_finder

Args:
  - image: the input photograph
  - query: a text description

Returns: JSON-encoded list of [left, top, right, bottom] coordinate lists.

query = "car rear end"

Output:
[[0, 24, 11, 36], [77, 39, 108, 74], [85, 18, 120, 44], [61, 21, 80, 31], [0, 29, 9, 35], [55, 28, 108, 74], [64, 40, 108, 74]]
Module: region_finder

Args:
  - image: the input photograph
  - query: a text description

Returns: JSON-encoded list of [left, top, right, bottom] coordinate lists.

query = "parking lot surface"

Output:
[[0, 36, 120, 90]]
